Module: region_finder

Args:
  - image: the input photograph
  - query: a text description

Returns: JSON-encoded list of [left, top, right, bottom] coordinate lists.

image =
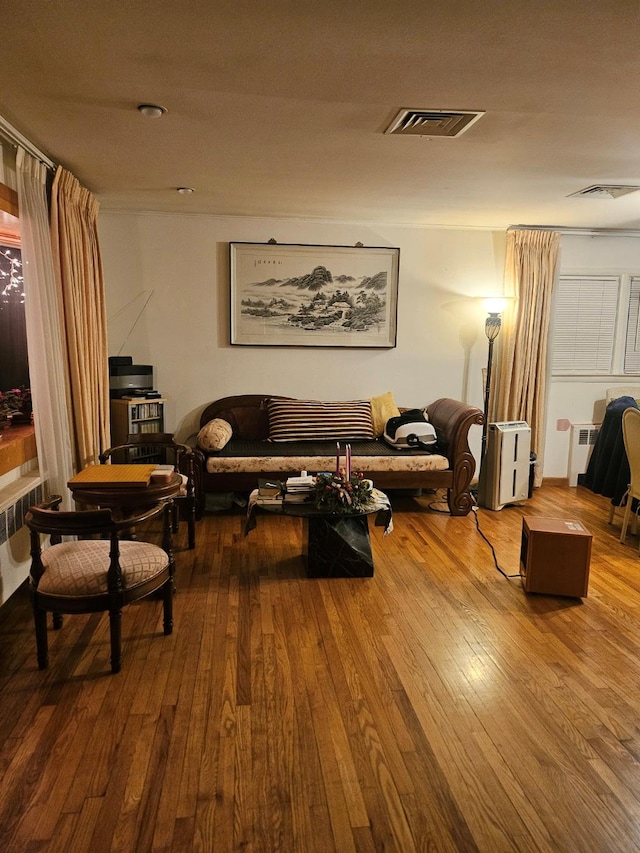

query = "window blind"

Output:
[[624, 276, 640, 374], [552, 276, 619, 374]]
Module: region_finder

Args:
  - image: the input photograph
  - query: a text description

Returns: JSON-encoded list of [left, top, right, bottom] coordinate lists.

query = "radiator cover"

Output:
[[568, 423, 600, 487]]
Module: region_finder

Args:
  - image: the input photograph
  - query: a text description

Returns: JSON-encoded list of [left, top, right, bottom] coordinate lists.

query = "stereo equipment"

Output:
[[108, 360, 154, 398]]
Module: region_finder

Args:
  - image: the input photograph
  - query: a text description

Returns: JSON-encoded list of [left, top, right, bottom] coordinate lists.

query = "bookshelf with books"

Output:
[[109, 398, 167, 463]]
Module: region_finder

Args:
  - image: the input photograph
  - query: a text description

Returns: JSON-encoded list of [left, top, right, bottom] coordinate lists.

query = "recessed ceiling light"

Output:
[[177, 187, 195, 195], [137, 103, 167, 118]]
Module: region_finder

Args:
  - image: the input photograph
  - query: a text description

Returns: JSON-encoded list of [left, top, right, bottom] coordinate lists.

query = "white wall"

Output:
[[99, 213, 507, 465], [99, 215, 640, 481], [545, 233, 640, 478]]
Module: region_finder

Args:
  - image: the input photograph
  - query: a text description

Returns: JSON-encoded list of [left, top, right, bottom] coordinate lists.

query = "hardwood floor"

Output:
[[2, 484, 640, 851]]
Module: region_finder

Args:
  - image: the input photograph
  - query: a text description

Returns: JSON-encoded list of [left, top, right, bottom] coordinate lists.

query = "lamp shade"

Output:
[[484, 297, 508, 314]]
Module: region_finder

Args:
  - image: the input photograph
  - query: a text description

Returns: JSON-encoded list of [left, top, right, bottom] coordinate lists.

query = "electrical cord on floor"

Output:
[[470, 502, 521, 579], [427, 490, 450, 513]]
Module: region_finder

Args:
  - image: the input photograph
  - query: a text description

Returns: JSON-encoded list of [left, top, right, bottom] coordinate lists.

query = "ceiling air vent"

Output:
[[385, 108, 484, 137], [569, 185, 640, 199]]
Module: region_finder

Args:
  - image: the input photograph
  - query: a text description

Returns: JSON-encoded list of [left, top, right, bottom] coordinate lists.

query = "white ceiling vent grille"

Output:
[[385, 109, 484, 138], [569, 185, 640, 199]]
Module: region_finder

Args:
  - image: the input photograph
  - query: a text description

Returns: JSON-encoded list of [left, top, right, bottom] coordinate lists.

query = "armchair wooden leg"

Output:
[[109, 609, 122, 674], [162, 504, 176, 593], [162, 579, 173, 635], [52, 612, 63, 630], [34, 606, 49, 670], [187, 497, 196, 549]]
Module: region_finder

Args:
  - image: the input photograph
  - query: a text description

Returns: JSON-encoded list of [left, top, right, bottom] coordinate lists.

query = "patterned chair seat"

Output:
[[35, 540, 169, 598]]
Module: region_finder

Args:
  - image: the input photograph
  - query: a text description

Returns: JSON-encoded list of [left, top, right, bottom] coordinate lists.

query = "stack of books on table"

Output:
[[284, 474, 315, 503], [150, 464, 175, 484], [256, 478, 284, 504]]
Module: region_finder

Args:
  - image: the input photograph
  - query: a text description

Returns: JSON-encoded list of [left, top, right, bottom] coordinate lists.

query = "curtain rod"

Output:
[[0, 114, 56, 171], [508, 224, 640, 238]]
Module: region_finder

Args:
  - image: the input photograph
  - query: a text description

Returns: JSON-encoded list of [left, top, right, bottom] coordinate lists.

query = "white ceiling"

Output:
[[2, 0, 640, 230]]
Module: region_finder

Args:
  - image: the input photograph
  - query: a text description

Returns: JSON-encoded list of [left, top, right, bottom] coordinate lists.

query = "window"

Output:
[[0, 245, 29, 390], [551, 276, 620, 374], [551, 274, 640, 376]]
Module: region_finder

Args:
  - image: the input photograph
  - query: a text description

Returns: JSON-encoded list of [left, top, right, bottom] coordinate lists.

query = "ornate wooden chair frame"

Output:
[[99, 433, 199, 549], [26, 495, 175, 674]]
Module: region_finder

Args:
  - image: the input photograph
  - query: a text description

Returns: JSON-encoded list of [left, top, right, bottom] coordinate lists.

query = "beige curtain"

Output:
[[50, 168, 110, 469], [492, 229, 560, 487], [16, 149, 75, 507]]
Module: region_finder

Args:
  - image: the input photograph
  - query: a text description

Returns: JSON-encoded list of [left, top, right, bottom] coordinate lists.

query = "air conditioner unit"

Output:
[[568, 423, 600, 487], [478, 421, 532, 511]]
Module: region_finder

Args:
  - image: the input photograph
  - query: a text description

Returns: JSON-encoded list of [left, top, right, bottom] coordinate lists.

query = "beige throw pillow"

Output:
[[370, 392, 401, 436], [197, 418, 233, 451]]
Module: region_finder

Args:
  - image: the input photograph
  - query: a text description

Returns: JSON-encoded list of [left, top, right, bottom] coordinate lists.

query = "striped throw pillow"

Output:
[[268, 399, 374, 442]]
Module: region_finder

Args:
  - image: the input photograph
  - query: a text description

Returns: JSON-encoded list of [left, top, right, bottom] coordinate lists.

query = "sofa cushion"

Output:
[[197, 418, 233, 451], [370, 391, 401, 436], [267, 398, 375, 442], [205, 444, 449, 475], [214, 404, 271, 440]]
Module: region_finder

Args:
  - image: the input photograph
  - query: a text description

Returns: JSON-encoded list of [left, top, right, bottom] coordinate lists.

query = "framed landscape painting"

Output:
[[230, 242, 399, 347]]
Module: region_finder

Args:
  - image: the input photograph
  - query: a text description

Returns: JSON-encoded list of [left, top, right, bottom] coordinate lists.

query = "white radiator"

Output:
[[568, 423, 600, 487], [478, 421, 531, 511]]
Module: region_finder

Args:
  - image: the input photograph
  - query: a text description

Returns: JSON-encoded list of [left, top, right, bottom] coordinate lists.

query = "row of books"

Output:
[[131, 421, 164, 434], [129, 402, 163, 420]]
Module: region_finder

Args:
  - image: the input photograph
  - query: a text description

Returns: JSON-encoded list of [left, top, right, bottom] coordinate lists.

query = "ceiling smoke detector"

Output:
[[385, 108, 484, 138], [569, 184, 640, 199]]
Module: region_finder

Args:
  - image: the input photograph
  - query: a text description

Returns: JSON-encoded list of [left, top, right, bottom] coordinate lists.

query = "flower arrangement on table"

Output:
[[313, 471, 373, 513], [313, 442, 373, 513]]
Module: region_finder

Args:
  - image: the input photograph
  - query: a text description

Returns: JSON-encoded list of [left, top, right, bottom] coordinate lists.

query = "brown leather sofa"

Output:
[[191, 395, 483, 516]]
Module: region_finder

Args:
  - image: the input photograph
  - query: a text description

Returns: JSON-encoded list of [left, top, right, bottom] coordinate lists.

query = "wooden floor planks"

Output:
[[4, 485, 640, 850]]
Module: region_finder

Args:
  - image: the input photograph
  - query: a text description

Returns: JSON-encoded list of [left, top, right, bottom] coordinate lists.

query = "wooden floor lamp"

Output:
[[476, 298, 508, 510]]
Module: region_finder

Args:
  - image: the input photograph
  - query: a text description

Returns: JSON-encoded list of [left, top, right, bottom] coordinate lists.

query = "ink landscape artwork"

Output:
[[230, 243, 399, 347]]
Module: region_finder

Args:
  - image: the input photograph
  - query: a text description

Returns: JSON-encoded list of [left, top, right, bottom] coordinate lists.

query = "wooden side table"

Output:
[[69, 470, 182, 511], [520, 517, 592, 597], [68, 466, 182, 542]]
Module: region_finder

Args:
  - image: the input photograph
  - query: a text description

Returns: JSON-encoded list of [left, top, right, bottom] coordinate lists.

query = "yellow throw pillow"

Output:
[[370, 392, 401, 436]]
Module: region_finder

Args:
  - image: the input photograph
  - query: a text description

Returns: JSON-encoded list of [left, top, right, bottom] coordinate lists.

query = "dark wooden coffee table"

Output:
[[245, 489, 392, 578]]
